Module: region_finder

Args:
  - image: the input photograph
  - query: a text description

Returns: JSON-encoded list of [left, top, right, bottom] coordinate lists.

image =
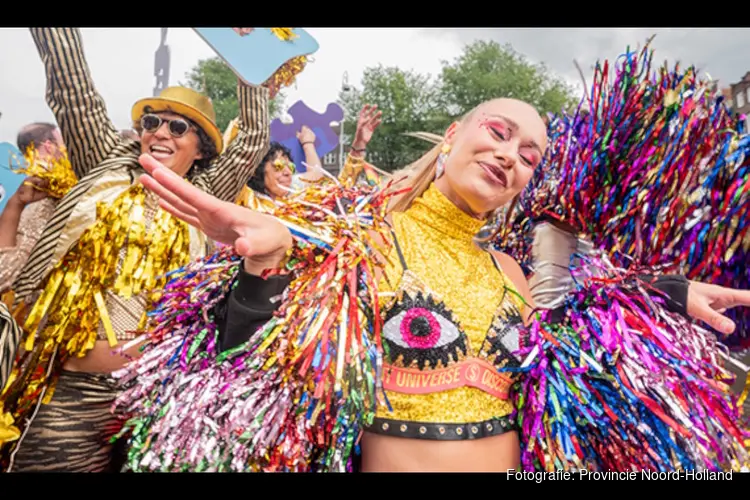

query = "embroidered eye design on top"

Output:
[[481, 301, 525, 369], [382, 291, 468, 370]]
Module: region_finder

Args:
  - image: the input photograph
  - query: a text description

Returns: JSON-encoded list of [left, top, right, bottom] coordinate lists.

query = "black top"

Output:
[[215, 264, 291, 351]]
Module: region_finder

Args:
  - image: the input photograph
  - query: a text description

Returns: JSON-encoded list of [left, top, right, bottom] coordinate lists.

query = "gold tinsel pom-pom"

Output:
[[10, 145, 77, 199], [267, 55, 308, 93], [270, 28, 298, 41]]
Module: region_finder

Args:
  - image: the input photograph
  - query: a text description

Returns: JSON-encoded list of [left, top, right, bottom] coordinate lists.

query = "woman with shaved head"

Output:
[[108, 84, 750, 473]]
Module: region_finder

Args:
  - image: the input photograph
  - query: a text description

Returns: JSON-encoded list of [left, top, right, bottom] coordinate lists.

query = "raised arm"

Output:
[[338, 104, 383, 184], [206, 82, 270, 203], [295, 126, 327, 184], [29, 28, 121, 179]]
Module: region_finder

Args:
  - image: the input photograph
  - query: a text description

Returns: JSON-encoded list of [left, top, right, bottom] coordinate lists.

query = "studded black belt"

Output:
[[364, 415, 517, 441]]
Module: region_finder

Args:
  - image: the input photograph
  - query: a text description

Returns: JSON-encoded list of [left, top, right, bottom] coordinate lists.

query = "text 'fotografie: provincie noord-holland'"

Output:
[[506, 470, 734, 481]]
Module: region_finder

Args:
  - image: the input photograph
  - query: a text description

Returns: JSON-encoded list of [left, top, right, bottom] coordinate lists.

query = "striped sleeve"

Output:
[[206, 83, 270, 202], [29, 28, 121, 179], [0, 302, 21, 390]]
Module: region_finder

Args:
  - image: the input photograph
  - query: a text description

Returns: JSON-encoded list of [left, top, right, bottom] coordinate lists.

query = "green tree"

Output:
[[340, 66, 444, 172], [438, 40, 578, 120], [183, 57, 285, 133]]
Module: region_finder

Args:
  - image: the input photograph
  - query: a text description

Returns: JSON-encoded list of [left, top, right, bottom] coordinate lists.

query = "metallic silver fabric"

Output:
[[528, 222, 594, 310]]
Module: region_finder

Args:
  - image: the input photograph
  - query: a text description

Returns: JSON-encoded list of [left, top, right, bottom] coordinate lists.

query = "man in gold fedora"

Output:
[[0, 27, 276, 472]]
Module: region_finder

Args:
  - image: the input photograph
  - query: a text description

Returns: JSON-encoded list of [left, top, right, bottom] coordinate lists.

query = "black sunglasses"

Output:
[[140, 113, 194, 138]]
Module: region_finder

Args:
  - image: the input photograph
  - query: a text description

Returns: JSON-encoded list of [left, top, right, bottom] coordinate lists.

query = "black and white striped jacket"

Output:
[[13, 27, 270, 305]]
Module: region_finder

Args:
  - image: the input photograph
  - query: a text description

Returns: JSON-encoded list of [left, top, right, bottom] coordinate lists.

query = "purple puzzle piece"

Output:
[[270, 101, 344, 172]]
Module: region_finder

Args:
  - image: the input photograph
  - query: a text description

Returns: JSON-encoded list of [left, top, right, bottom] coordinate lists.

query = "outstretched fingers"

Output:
[[139, 154, 221, 215], [727, 288, 750, 308], [692, 300, 736, 335], [158, 198, 202, 229], [140, 174, 199, 219]]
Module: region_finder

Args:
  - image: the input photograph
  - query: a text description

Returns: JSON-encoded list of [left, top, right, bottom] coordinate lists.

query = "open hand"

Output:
[[138, 154, 293, 275], [687, 281, 750, 335], [352, 104, 382, 151], [297, 126, 316, 145]]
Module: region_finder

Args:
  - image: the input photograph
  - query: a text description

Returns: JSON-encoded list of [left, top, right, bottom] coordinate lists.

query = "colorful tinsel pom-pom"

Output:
[[504, 254, 749, 472], [113, 179, 403, 472]]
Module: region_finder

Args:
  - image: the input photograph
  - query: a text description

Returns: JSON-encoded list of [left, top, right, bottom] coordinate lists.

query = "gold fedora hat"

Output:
[[131, 86, 223, 153]]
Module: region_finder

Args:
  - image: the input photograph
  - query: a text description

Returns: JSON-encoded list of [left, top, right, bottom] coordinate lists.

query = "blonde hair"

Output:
[[386, 141, 444, 213], [387, 106, 481, 213]]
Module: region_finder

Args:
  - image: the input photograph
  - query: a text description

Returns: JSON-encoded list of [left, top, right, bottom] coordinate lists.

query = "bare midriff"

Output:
[[361, 431, 520, 472], [63, 339, 143, 374]]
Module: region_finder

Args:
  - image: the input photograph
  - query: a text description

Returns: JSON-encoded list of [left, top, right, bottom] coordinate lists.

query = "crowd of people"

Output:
[[0, 27, 749, 473]]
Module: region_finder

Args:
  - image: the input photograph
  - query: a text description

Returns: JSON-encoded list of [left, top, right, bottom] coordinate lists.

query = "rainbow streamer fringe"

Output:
[[503, 253, 749, 472], [493, 40, 749, 347], [113, 180, 401, 472]]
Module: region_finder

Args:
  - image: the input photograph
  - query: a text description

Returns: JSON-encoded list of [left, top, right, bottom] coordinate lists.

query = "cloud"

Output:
[[2, 28, 747, 145], [424, 28, 750, 94], [0, 28, 463, 144]]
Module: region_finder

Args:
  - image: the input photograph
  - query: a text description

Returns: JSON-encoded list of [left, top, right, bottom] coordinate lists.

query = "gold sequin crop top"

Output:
[[368, 185, 526, 441]]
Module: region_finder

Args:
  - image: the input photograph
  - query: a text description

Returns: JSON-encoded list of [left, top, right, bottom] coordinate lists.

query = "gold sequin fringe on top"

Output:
[[0, 183, 190, 448]]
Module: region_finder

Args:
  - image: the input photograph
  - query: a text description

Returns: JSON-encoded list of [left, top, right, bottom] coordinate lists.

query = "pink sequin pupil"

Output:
[[400, 308, 441, 348]]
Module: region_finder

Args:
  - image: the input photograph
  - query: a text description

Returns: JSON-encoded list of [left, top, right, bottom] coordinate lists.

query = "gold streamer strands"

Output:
[[0, 183, 190, 443], [265, 28, 307, 91], [10, 144, 77, 199], [269, 56, 308, 91], [270, 28, 298, 41]]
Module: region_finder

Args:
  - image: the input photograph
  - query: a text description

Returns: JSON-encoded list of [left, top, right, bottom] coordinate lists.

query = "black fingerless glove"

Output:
[[546, 273, 689, 324], [638, 273, 689, 317]]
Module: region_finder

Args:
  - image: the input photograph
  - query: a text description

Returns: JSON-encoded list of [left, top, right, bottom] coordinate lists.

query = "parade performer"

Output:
[[235, 142, 296, 211], [487, 42, 750, 468], [0, 26, 281, 472], [113, 58, 750, 473]]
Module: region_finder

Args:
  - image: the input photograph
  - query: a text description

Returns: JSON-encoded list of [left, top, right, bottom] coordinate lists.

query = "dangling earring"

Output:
[[435, 143, 451, 179]]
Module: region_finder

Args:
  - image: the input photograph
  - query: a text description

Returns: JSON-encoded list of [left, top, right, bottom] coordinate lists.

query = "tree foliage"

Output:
[[184, 57, 285, 133], [439, 40, 578, 120], [340, 66, 445, 171], [185, 40, 578, 171], [338, 40, 578, 172]]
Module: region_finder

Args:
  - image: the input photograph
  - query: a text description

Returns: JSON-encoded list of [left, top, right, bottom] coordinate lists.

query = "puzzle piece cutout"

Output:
[[193, 28, 319, 86], [270, 100, 344, 172], [0, 142, 27, 212]]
